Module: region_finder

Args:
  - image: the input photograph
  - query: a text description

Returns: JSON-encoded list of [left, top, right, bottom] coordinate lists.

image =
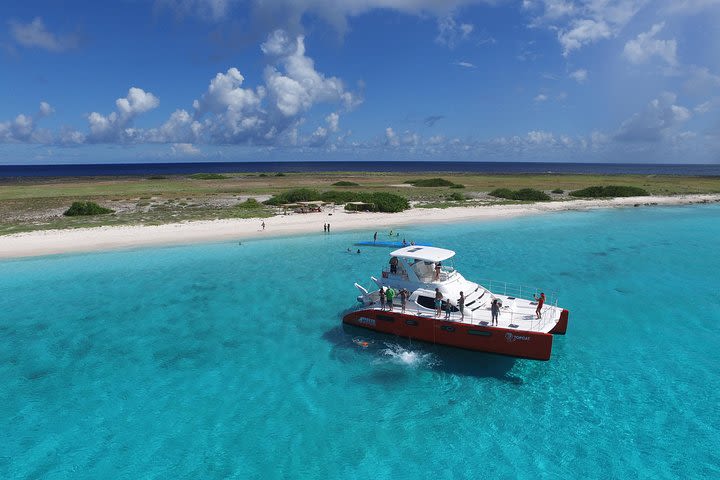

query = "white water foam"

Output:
[[377, 343, 439, 369]]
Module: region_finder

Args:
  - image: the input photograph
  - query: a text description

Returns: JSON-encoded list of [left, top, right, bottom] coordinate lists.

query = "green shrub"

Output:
[[320, 190, 361, 204], [332, 181, 360, 187], [275, 172, 285, 176], [189, 173, 227, 180], [64, 201, 114, 216], [367, 192, 410, 212], [569, 185, 650, 198], [489, 188, 550, 201], [237, 198, 262, 209], [447, 192, 466, 201], [551, 188, 564, 194], [265, 189, 409, 212], [405, 178, 458, 187], [259, 173, 269, 177], [449, 184, 465, 189], [147, 175, 167, 180], [264, 188, 321, 205], [488, 188, 513, 199]]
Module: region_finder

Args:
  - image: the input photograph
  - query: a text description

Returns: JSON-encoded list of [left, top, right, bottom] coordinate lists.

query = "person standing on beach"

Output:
[[327, 223, 330, 232], [491, 299, 500, 326], [379, 287, 386, 311], [434, 288, 443, 317], [261, 221, 266, 230], [534, 292, 546, 318], [373, 232, 378, 242], [458, 292, 465, 321], [400, 289, 408, 313], [386, 287, 395, 311]]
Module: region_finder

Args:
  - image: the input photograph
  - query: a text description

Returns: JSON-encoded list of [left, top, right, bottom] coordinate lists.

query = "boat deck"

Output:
[[368, 294, 561, 333]]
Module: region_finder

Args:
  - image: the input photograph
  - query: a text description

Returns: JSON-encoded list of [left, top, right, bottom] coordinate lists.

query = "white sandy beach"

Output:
[[1, 194, 718, 259]]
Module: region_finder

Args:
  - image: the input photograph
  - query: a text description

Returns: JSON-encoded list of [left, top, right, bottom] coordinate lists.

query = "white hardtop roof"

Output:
[[389, 246, 456, 262]]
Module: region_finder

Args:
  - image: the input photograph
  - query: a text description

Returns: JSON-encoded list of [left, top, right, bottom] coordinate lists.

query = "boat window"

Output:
[[440, 325, 455, 332], [416, 296, 459, 312], [405, 320, 419, 326], [416, 296, 436, 309], [377, 315, 395, 322], [468, 330, 492, 336]]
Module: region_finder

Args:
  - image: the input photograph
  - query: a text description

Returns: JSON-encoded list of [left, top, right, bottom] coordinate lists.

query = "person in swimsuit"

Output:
[[434, 288, 443, 317], [389, 256, 398, 274], [534, 292, 545, 319], [434, 262, 442, 281], [458, 292, 465, 321], [379, 287, 386, 311], [400, 289, 408, 313]]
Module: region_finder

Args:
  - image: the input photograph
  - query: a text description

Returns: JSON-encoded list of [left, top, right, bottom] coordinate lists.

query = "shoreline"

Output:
[[1, 194, 718, 260]]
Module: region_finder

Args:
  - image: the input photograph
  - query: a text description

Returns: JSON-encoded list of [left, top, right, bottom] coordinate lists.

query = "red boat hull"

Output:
[[343, 308, 570, 361]]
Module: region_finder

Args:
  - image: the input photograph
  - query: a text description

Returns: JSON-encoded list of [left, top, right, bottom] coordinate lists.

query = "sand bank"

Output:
[[1, 194, 718, 259]]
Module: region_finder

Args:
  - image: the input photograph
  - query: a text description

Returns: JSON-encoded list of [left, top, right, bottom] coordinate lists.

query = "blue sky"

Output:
[[1, 0, 719, 164]]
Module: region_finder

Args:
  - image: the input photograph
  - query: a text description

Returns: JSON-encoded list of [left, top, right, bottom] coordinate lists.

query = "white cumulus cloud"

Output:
[[569, 69, 588, 83], [615, 92, 691, 142], [623, 23, 677, 66], [86, 87, 160, 143], [9, 17, 79, 52]]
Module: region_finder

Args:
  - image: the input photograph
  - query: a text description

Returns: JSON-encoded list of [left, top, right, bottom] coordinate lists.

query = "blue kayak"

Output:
[[354, 241, 432, 248]]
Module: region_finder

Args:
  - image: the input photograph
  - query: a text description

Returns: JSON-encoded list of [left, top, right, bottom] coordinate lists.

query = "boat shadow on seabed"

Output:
[[322, 323, 525, 384]]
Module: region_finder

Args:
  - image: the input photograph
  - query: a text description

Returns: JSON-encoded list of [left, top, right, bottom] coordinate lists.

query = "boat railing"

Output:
[[477, 278, 559, 308]]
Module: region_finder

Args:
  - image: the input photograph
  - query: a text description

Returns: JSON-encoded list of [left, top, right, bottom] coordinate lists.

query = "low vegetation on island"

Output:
[[489, 188, 551, 201], [264, 188, 409, 213], [64, 201, 114, 216], [405, 178, 465, 188], [569, 185, 650, 198], [1, 171, 718, 235]]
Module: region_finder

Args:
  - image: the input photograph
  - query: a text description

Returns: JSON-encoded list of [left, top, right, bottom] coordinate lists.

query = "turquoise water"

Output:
[[1, 205, 719, 479]]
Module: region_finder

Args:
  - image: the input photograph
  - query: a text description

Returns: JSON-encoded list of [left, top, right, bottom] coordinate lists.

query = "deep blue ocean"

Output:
[[2, 161, 720, 177], [1, 205, 719, 479]]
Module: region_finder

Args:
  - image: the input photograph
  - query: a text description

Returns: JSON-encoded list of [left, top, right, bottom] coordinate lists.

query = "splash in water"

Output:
[[377, 343, 439, 369]]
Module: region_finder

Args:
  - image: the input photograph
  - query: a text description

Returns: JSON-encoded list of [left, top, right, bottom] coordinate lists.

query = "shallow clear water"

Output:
[[1, 205, 719, 479]]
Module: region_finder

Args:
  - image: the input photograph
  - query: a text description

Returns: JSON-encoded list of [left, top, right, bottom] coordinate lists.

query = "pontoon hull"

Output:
[[343, 308, 570, 361]]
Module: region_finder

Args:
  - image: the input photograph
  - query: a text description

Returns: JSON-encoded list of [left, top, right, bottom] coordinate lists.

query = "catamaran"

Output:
[[343, 246, 569, 360]]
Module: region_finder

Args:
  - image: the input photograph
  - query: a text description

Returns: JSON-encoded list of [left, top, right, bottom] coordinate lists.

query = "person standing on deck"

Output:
[[434, 288, 443, 317], [400, 289, 408, 313], [386, 287, 395, 311], [458, 292, 465, 321], [491, 299, 500, 326], [434, 262, 442, 281], [534, 292, 545, 319], [379, 287, 386, 311], [389, 256, 398, 274]]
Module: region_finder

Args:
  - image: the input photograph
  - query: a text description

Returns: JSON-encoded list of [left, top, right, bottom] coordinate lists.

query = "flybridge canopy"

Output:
[[389, 246, 456, 263]]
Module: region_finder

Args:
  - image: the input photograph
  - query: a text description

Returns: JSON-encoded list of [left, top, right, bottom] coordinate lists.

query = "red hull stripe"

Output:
[[343, 309, 554, 361]]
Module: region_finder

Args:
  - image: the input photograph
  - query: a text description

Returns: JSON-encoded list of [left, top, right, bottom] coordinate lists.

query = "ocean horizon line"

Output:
[[3, 160, 720, 178]]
